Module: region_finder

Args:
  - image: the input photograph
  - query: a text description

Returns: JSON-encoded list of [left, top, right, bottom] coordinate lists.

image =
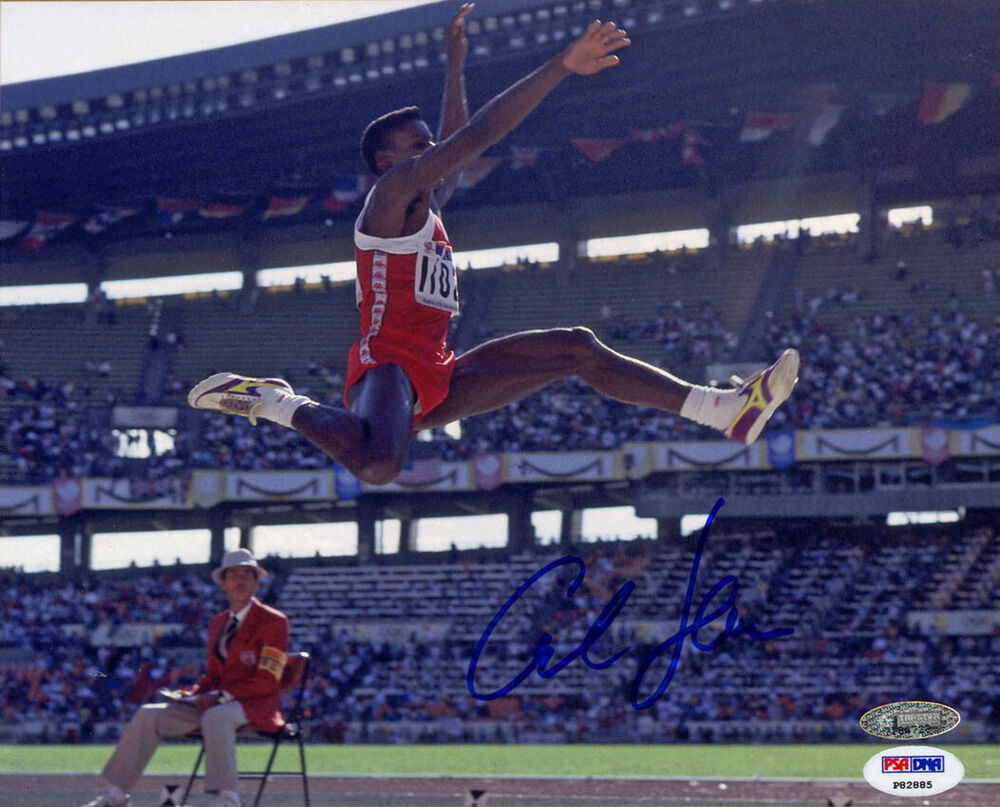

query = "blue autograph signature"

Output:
[[467, 497, 794, 709]]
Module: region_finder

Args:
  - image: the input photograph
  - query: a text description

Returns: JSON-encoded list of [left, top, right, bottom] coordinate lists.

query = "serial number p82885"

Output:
[[893, 781, 933, 789]]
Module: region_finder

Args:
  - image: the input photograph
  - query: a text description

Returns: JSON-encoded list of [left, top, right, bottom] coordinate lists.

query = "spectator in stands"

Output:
[[79, 550, 289, 807]]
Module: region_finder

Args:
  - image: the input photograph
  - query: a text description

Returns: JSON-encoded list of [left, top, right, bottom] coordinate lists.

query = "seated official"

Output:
[[81, 549, 290, 807]]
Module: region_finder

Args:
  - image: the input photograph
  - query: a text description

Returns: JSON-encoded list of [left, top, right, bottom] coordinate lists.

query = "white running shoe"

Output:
[[723, 348, 800, 445], [78, 796, 129, 807], [188, 373, 293, 426]]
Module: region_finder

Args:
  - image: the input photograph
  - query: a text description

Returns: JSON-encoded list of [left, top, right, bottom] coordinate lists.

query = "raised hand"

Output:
[[446, 3, 475, 66], [562, 20, 631, 76]]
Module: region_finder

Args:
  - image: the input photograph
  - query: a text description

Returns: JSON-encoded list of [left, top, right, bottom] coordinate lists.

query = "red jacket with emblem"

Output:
[[189, 598, 290, 731]]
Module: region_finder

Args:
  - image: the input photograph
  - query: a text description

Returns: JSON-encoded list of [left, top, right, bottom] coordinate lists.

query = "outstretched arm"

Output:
[[373, 19, 630, 219], [433, 3, 474, 211]]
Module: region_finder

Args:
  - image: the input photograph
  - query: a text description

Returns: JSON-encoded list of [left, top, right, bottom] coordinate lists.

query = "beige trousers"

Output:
[[101, 700, 248, 796]]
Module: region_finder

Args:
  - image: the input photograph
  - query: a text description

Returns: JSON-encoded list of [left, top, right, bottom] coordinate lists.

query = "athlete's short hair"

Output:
[[361, 106, 423, 175]]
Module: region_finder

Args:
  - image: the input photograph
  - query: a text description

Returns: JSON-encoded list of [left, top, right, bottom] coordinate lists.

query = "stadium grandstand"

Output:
[[1, 0, 999, 784]]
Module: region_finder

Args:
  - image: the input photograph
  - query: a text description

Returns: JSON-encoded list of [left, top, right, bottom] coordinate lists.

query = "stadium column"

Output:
[[58, 513, 87, 574], [357, 496, 376, 562], [207, 506, 230, 567], [708, 192, 730, 269], [239, 233, 261, 312], [656, 517, 679, 542], [559, 507, 582, 545], [504, 488, 535, 551], [81, 248, 107, 325]]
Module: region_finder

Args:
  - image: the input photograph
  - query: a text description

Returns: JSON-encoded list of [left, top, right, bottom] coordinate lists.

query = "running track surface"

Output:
[[4, 773, 1000, 807]]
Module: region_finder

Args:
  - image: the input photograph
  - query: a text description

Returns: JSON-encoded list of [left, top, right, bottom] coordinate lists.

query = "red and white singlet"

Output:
[[344, 206, 460, 423]]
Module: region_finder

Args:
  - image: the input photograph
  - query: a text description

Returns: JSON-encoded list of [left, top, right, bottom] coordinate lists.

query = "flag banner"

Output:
[[920, 427, 950, 466], [0, 486, 54, 516], [321, 174, 372, 211], [653, 441, 763, 470], [53, 476, 83, 516], [0, 220, 29, 242], [739, 112, 797, 142], [21, 211, 78, 249], [664, 122, 708, 165], [262, 195, 310, 221], [199, 201, 246, 218], [797, 428, 914, 460], [225, 471, 333, 501], [806, 103, 844, 145], [155, 198, 201, 229], [918, 83, 971, 124], [571, 138, 628, 163], [456, 157, 502, 190], [506, 451, 623, 482], [472, 453, 503, 490], [83, 204, 141, 234], [83, 477, 191, 509], [767, 430, 796, 469]]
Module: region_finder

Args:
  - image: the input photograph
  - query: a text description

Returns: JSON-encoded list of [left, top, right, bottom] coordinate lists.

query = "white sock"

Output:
[[105, 785, 128, 805], [251, 387, 315, 428], [219, 790, 243, 807], [679, 385, 742, 430]]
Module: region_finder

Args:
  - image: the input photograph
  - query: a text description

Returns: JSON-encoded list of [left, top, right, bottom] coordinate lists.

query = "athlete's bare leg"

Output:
[[291, 364, 415, 485], [418, 327, 690, 429]]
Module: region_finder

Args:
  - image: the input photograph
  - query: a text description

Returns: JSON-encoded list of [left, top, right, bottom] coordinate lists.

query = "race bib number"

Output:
[[414, 241, 459, 314]]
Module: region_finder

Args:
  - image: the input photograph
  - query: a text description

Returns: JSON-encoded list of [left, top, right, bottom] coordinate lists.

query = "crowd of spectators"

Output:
[[1, 527, 997, 744], [765, 308, 1000, 428]]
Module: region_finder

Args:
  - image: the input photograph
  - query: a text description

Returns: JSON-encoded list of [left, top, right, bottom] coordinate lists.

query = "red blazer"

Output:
[[190, 598, 290, 731]]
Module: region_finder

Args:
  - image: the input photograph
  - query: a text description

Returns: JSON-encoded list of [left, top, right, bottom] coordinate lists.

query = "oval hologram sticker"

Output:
[[860, 700, 960, 740]]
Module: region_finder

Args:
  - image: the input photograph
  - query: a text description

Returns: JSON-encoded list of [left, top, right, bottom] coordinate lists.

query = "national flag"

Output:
[[766, 430, 796, 469], [321, 174, 371, 211], [739, 112, 797, 142], [0, 220, 29, 243], [571, 138, 628, 163], [921, 427, 950, 466], [473, 453, 503, 490], [396, 457, 442, 486], [456, 157, 501, 190], [333, 465, 362, 499], [155, 197, 200, 229], [83, 204, 141, 234], [20, 211, 78, 249], [918, 83, 971, 124], [199, 201, 246, 218], [805, 103, 844, 145], [664, 122, 708, 165], [262, 195, 310, 221]]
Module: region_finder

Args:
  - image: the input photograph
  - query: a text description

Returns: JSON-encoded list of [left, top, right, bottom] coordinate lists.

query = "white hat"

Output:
[[211, 548, 269, 586]]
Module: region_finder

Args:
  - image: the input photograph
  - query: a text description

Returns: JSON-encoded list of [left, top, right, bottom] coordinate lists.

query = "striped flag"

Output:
[[262, 195, 310, 221], [571, 138, 628, 163], [155, 198, 201, 229], [199, 201, 246, 219], [83, 204, 141, 234], [918, 83, 971, 124], [396, 458, 442, 486], [21, 211, 78, 249]]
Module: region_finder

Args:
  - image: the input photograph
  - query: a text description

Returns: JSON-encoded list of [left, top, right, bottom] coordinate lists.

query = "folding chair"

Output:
[[182, 651, 311, 807]]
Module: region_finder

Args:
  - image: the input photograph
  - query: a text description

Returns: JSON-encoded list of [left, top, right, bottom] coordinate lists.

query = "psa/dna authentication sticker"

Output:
[[860, 700, 961, 740], [863, 745, 964, 797]]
